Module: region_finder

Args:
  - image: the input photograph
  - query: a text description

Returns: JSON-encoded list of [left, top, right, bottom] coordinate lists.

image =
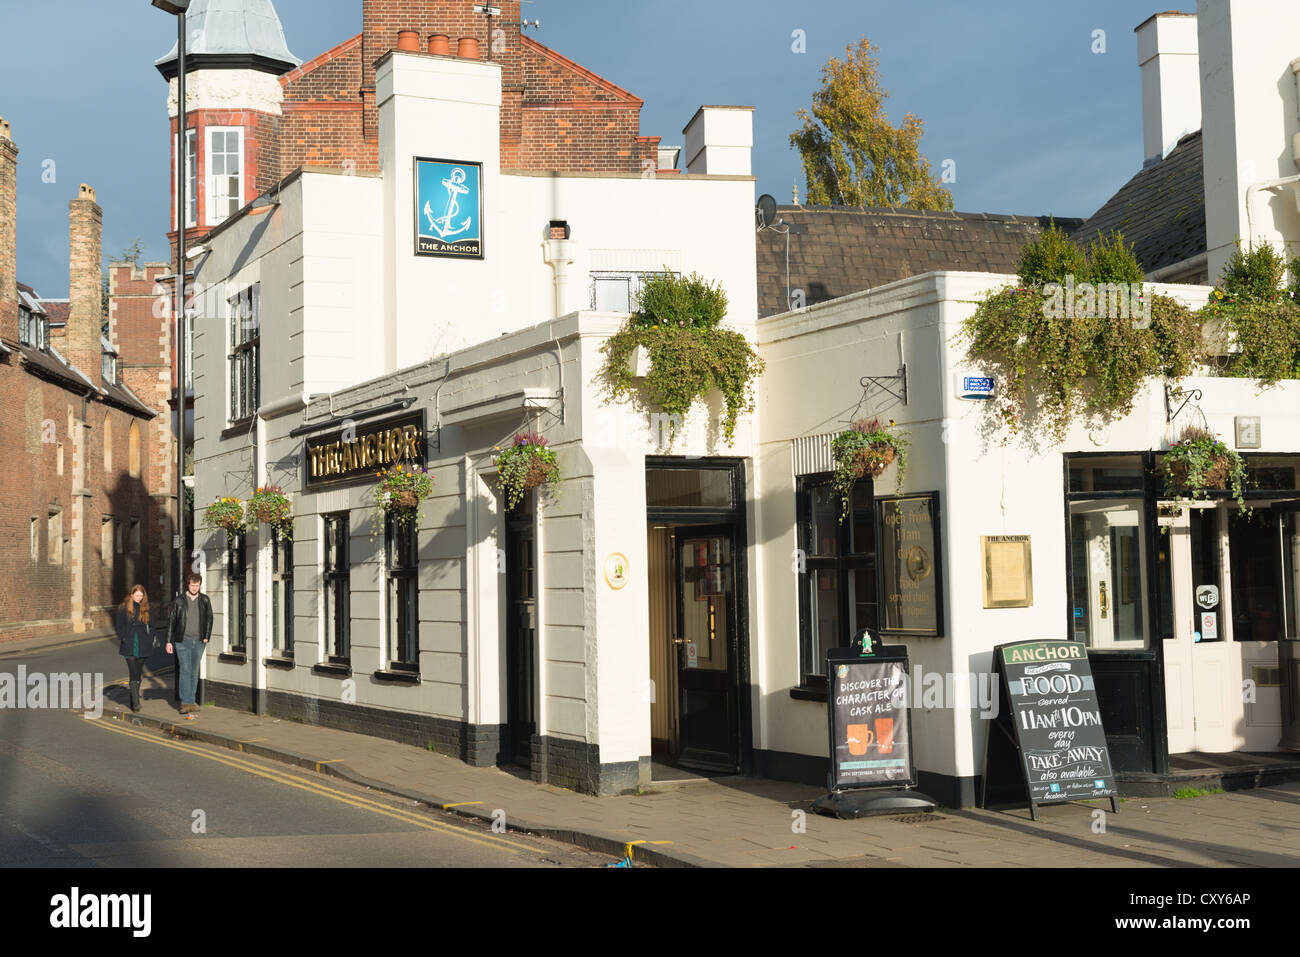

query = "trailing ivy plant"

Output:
[[830, 418, 909, 521], [960, 227, 1202, 439], [1156, 424, 1247, 509], [598, 270, 765, 446], [494, 432, 561, 511], [1199, 241, 1300, 384]]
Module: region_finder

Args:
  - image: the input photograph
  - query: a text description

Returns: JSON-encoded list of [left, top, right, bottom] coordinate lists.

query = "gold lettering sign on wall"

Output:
[[304, 411, 427, 491], [876, 493, 943, 636]]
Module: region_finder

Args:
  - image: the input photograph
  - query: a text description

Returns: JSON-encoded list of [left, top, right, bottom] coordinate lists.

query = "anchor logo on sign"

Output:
[[424, 167, 473, 239]]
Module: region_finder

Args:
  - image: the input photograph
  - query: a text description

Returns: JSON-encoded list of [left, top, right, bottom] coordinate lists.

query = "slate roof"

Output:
[[756, 206, 1080, 318], [9, 282, 156, 419], [42, 299, 69, 327], [156, 0, 301, 74], [1070, 130, 1206, 278]]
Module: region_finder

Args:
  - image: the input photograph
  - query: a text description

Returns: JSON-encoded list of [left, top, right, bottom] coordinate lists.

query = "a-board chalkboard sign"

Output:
[[827, 645, 915, 790], [981, 639, 1119, 820]]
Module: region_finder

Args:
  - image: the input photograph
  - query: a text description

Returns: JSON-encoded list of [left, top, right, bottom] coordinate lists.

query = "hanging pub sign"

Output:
[[304, 410, 427, 491], [876, 492, 943, 636], [414, 157, 484, 259], [981, 639, 1119, 821]]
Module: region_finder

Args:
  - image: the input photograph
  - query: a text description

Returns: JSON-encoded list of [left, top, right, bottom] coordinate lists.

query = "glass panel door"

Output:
[[675, 527, 739, 771], [1068, 500, 1149, 650]]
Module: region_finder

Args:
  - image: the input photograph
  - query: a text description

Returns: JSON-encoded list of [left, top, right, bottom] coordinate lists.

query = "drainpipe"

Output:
[[1242, 57, 1300, 255], [543, 227, 574, 319], [1244, 174, 1300, 251]]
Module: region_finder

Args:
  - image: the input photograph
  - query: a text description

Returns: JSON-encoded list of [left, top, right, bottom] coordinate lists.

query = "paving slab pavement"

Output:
[[14, 626, 1295, 868], [82, 665, 1300, 868]]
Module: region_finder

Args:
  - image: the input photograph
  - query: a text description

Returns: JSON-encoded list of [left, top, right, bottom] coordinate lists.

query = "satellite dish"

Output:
[[756, 194, 778, 230]]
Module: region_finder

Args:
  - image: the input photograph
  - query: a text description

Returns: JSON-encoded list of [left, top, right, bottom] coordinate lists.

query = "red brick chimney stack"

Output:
[[67, 183, 103, 381], [0, 117, 18, 344]]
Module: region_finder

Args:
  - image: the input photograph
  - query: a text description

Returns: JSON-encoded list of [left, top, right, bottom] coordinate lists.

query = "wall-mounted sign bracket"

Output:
[[861, 365, 908, 406], [1165, 384, 1203, 423]]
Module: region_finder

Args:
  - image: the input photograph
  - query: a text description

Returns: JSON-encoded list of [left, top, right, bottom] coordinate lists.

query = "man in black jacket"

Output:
[[167, 571, 213, 715]]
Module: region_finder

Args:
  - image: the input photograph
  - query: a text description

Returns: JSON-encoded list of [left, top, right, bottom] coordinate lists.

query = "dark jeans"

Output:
[[175, 640, 206, 705]]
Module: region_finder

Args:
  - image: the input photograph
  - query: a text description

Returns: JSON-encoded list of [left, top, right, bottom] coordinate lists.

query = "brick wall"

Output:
[[257, 1, 650, 182], [0, 367, 76, 635], [110, 262, 177, 608], [67, 185, 103, 385], [0, 118, 18, 344]]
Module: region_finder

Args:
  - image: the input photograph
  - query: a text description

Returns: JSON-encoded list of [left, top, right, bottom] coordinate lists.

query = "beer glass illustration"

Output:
[[875, 717, 895, 754], [846, 724, 874, 756]]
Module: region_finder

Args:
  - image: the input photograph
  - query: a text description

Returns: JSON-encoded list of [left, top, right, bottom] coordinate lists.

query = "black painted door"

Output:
[[675, 526, 740, 772]]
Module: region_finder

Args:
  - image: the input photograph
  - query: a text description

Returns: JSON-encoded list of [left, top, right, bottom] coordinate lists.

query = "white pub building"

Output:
[[186, 0, 1300, 803]]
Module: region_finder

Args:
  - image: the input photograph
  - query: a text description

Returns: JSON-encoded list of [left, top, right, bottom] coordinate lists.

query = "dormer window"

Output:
[[18, 307, 47, 349], [101, 353, 117, 384]]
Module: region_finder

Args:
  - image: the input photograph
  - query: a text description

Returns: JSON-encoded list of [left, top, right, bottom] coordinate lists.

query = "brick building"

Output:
[[158, 0, 669, 264], [0, 118, 161, 641]]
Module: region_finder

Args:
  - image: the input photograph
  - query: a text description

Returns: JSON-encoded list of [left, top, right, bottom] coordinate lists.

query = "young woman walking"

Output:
[[115, 584, 154, 712]]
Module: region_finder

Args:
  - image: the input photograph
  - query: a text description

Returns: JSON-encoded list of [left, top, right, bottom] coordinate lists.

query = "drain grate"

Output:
[[891, 813, 944, 824]]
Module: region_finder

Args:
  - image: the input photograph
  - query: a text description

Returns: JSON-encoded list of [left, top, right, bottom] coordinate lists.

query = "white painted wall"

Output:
[[1198, 0, 1300, 278], [755, 272, 1235, 784]]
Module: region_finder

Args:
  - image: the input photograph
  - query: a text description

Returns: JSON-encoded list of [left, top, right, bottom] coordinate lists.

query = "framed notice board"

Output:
[[981, 639, 1118, 819], [876, 493, 943, 637]]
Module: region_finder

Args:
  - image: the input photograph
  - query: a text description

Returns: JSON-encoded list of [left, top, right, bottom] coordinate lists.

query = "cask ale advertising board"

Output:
[[827, 645, 915, 790], [982, 639, 1118, 817]]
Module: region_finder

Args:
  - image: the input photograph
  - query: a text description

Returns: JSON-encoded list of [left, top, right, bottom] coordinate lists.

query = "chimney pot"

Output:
[[397, 30, 420, 52], [78, 183, 96, 202], [428, 34, 450, 56], [0, 118, 10, 141], [457, 37, 480, 60]]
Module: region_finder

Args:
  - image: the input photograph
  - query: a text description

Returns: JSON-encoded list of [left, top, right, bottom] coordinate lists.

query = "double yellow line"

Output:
[[86, 718, 534, 857]]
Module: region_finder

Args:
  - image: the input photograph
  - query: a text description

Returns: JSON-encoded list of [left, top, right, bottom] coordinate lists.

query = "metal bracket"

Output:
[[1165, 384, 1202, 423], [861, 365, 908, 406]]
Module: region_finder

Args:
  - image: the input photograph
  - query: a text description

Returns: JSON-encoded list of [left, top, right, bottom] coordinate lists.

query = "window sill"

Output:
[[312, 661, 352, 679], [264, 656, 295, 670], [789, 686, 827, 703], [217, 651, 247, 665], [221, 419, 255, 441], [373, 669, 420, 684]]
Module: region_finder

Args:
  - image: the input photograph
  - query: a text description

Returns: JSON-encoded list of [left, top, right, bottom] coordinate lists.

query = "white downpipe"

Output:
[[1244, 174, 1300, 249], [543, 239, 575, 319]]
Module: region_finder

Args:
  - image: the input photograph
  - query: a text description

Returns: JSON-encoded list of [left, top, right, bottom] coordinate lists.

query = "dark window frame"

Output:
[[228, 284, 260, 423], [227, 531, 248, 653], [385, 513, 419, 671], [323, 512, 350, 663], [794, 473, 879, 692], [272, 528, 294, 656]]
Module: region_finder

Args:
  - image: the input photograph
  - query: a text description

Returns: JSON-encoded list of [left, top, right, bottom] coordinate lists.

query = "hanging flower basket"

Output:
[[830, 418, 910, 521], [246, 485, 294, 540], [204, 497, 245, 543], [373, 464, 433, 530], [494, 432, 561, 511], [1157, 424, 1247, 507]]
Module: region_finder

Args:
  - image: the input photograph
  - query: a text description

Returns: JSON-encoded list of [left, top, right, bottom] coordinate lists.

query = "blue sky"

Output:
[[0, 0, 1157, 296]]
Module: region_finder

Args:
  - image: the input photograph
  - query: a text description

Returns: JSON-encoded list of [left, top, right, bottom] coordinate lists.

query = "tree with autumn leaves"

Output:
[[791, 38, 952, 211]]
